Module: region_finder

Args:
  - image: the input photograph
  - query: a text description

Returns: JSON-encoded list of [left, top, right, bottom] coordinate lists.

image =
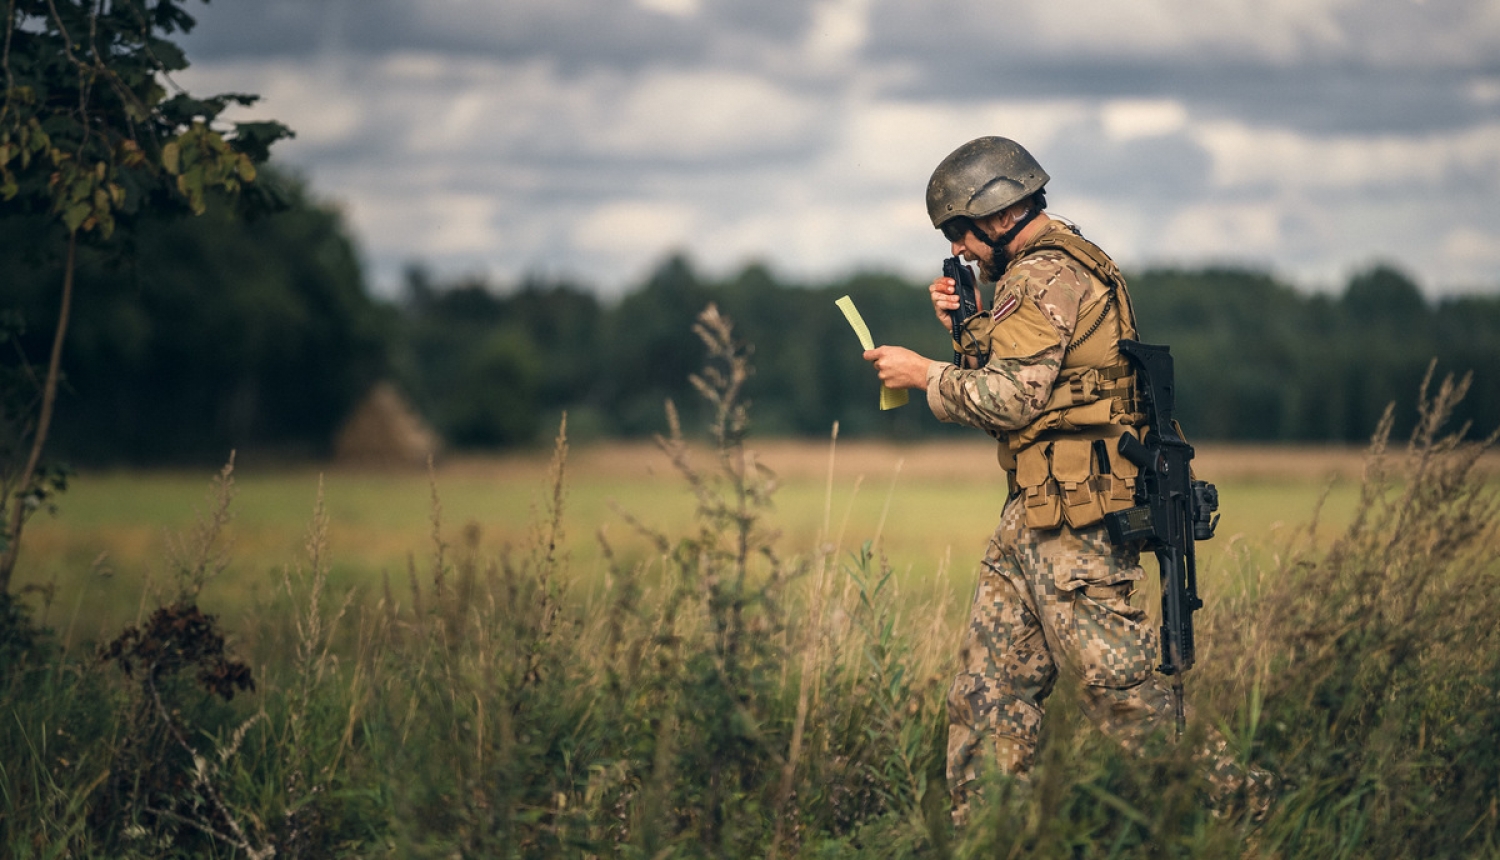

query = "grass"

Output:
[[3, 307, 1499, 858]]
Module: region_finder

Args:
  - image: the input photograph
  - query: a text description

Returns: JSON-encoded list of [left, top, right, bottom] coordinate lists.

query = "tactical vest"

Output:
[[996, 224, 1146, 531]]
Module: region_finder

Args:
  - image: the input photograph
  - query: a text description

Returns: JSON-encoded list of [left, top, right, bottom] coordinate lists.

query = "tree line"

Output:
[[398, 255, 1500, 452], [6, 178, 1499, 466]]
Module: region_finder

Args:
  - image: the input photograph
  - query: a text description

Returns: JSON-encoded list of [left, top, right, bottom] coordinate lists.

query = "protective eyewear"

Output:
[[940, 217, 976, 244]]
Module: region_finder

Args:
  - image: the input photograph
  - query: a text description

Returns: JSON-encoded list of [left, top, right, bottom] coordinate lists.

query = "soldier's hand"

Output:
[[929, 276, 959, 327], [862, 345, 938, 390], [930, 276, 982, 328]]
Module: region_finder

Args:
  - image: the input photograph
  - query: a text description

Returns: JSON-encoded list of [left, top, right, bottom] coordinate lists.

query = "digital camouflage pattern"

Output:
[[945, 496, 1274, 823], [946, 496, 1174, 819]]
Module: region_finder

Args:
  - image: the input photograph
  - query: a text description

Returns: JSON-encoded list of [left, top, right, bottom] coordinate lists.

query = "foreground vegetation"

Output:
[[3, 311, 1499, 858]]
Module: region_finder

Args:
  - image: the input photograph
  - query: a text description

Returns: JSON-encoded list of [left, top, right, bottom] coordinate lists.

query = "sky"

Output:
[[174, 0, 1500, 299]]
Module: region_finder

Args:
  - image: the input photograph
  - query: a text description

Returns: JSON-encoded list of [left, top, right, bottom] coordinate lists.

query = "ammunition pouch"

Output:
[[1016, 441, 1062, 529], [1014, 426, 1142, 531]]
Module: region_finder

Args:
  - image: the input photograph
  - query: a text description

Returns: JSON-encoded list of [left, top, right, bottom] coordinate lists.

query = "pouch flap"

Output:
[[1040, 367, 1100, 412], [1050, 437, 1094, 484], [1015, 442, 1052, 488]]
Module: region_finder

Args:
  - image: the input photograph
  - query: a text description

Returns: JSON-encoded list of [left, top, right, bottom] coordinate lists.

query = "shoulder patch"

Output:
[[992, 292, 1020, 321], [988, 292, 1063, 359]]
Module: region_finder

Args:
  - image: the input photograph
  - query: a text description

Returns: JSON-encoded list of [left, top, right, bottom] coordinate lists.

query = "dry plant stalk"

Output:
[[1204, 361, 1500, 823], [164, 452, 237, 603]]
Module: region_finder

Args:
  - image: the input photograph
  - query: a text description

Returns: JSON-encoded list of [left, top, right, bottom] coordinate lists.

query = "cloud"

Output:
[[803, 0, 873, 67], [868, 0, 1500, 67], [635, 0, 702, 18], [590, 69, 822, 160], [865, 0, 1499, 137], [173, 0, 1500, 297], [573, 201, 698, 259], [1441, 226, 1500, 285], [1193, 121, 1500, 193], [1101, 100, 1190, 142], [1016, 0, 1354, 62], [1162, 201, 1291, 260]]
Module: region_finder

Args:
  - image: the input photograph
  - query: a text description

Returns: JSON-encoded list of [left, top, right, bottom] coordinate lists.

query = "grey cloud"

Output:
[[874, 60, 1493, 137], [701, 0, 812, 43], [182, 0, 1496, 139], [867, 0, 1500, 69], [172, 0, 1500, 296], [181, 0, 712, 68], [181, 0, 840, 75], [1040, 126, 1214, 203], [864, 1, 1500, 137]]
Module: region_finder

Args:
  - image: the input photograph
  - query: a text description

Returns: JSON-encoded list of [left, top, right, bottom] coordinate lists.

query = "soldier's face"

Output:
[[955, 211, 1022, 280], [947, 226, 994, 266], [950, 234, 1006, 282]]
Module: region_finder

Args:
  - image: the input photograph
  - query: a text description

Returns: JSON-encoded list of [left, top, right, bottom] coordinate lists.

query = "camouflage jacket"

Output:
[[924, 219, 1112, 434]]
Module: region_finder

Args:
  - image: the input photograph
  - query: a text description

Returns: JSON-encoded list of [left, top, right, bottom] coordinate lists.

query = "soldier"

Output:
[[862, 136, 1255, 822]]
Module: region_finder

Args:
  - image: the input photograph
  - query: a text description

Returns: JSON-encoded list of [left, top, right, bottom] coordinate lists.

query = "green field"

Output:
[[14, 440, 1368, 642], [8, 432, 1499, 858]]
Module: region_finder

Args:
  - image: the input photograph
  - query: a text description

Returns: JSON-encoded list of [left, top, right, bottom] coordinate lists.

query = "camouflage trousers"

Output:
[[946, 495, 1270, 822]]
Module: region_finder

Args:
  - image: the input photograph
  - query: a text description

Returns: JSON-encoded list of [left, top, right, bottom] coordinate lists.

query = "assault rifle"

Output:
[[1103, 339, 1219, 735], [943, 256, 983, 367]]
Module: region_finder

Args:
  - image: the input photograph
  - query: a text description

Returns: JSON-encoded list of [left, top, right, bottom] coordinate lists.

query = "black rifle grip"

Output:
[[944, 257, 980, 367], [1116, 431, 1154, 470]]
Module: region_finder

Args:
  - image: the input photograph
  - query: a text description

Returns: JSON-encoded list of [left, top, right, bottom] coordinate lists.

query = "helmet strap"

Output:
[[980, 204, 1042, 266]]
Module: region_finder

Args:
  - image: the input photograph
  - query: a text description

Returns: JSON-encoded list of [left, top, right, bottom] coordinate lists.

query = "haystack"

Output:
[[333, 381, 441, 467]]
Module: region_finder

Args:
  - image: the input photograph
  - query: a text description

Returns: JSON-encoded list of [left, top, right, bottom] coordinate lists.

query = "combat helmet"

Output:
[[926, 136, 1049, 230]]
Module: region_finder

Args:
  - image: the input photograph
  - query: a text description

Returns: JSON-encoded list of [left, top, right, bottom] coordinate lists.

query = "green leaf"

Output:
[[25, 121, 50, 155], [162, 141, 181, 175], [63, 202, 91, 232], [177, 166, 207, 214], [231, 121, 295, 163], [146, 37, 190, 73]]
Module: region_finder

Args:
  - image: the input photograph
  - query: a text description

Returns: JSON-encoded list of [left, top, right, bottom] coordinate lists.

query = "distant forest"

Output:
[[6, 173, 1499, 465]]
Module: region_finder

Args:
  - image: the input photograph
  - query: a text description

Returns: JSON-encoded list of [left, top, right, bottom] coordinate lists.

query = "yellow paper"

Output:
[[835, 295, 909, 410]]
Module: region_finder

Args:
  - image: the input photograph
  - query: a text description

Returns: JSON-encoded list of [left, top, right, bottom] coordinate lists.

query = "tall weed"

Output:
[[1202, 364, 1500, 856]]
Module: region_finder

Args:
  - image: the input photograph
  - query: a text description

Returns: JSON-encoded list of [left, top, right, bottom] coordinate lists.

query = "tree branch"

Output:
[[0, 230, 75, 590]]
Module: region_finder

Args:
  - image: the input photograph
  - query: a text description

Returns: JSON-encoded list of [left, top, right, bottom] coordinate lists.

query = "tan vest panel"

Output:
[[998, 227, 1146, 531]]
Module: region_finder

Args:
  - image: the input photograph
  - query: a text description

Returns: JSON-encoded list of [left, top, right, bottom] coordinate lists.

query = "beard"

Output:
[[979, 254, 1008, 282]]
